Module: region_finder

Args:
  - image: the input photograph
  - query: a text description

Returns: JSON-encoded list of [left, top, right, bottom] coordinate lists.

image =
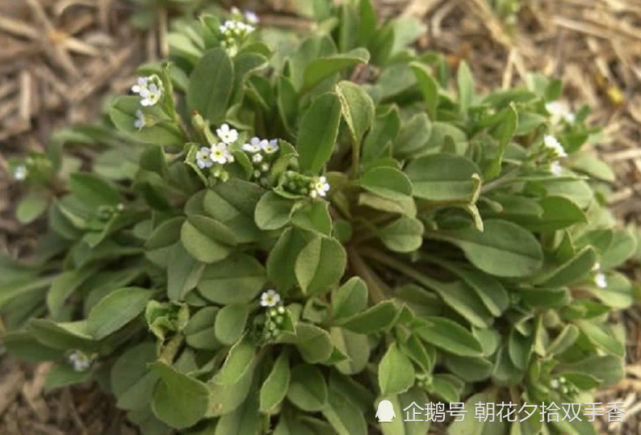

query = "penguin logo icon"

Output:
[[376, 400, 396, 423]]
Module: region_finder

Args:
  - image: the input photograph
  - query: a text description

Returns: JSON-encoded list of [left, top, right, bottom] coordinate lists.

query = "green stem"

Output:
[[480, 168, 520, 194], [347, 247, 388, 304], [350, 138, 361, 179], [159, 334, 184, 364], [359, 248, 444, 290]]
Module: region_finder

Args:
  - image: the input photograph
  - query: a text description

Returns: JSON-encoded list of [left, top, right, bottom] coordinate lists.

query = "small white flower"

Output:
[[252, 153, 263, 163], [13, 165, 27, 181], [134, 110, 146, 130], [244, 11, 259, 24], [260, 289, 281, 307], [210, 143, 234, 164], [550, 161, 563, 176], [260, 163, 270, 172], [546, 101, 575, 125], [253, 170, 262, 178], [310, 176, 330, 199], [196, 146, 214, 169], [262, 139, 279, 154], [132, 75, 163, 107], [592, 262, 601, 272], [243, 137, 262, 153], [68, 351, 92, 372], [216, 124, 239, 144], [543, 135, 567, 159], [594, 272, 608, 289], [549, 379, 560, 390]]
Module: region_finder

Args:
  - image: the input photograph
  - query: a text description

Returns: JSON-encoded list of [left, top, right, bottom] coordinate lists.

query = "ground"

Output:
[[1, 0, 641, 433]]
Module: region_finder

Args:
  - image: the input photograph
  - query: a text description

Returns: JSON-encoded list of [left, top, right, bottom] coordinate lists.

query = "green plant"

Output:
[[3, 2, 636, 435]]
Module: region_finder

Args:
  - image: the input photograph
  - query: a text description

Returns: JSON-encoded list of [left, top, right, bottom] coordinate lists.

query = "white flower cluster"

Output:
[[546, 101, 576, 125], [542, 135, 567, 177], [243, 137, 279, 181], [68, 350, 93, 372], [131, 75, 164, 107], [260, 289, 287, 341], [592, 262, 608, 289], [219, 8, 258, 56], [13, 164, 27, 181], [195, 124, 238, 169], [543, 135, 567, 159]]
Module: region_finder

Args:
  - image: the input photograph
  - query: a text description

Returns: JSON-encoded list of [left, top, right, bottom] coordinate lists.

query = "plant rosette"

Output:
[[1, 2, 636, 435]]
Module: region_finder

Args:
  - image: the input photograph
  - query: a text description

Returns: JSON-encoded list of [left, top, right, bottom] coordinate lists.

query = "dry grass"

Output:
[[2, 0, 641, 433]]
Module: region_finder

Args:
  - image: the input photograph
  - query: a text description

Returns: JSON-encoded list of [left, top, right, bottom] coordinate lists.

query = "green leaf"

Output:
[[577, 320, 625, 358], [16, 191, 49, 224], [297, 93, 342, 174], [379, 389, 431, 435], [411, 62, 439, 120], [536, 247, 597, 287], [336, 80, 375, 146], [168, 242, 205, 301], [405, 153, 480, 202], [485, 104, 518, 180], [331, 327, 370, 375], [511, 196, 586, 232], [443, 354, 493, 382], [601, 229, 637, 268], [109, 96, 184, 146], [187, 48, 234, 124], [268, 228, 311, 293], [286, 364, 328, 411], [360, 167, 413, 200], [414, 317, 483, 357], [277, 76, 299, 134], [207, 364, 255, 417], [291, 201, 332, 235], [112, 342, 159, 410], [457, 61, 474, 113], [184, 307, 220, 350], [362, 106, 400, 162], [430, 219, 543, 278], [393, 113, 432, 160], [47, 265, 101, 318], [379, 342, 415, 395], [255, 191, 296, 230], [87, 287, 153, 340], [180, 220, 232, 265], [322, 388, 367, 435], [280, 323, 333, 364], [561, 355, 624, 386], [151, 362, 209, 429], [70, 173, 122, 208], [303, 49, 370, 91], [214, 305, 249, 346], [45, 364, 92, 392], [429, 259, 509, 316], [203, 180, 264, 244], [259, 352, 291, 413], [331, 277, 368, 322], [215, 335, 257, 385], [338, 300, 398, 334], [198, 254, 266, 304], [145, 217, 184, 267], [214, 390, 260, 435], [295, 235, 347, 296], [379, 217, 424, 253], [30, 319, 97, 352]]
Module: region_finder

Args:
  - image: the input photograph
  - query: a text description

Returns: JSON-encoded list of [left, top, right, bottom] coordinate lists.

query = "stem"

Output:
[[359, 248, 444, 290], [480, 168, 520, 194], [350, 137, 361, 179], [159, 334, 184, 364], [347, 247, 388, 304]]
